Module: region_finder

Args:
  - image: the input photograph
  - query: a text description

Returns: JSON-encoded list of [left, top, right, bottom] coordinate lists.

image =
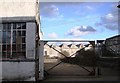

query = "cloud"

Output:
[[95, 3, 118, 31], [48, 32, 58, 38], [105, 24, 118, 30], [40, 4, 61, 18], [66, 26, 96, 37], [101, 13, 117, 23], [85, 6, 94, 10]]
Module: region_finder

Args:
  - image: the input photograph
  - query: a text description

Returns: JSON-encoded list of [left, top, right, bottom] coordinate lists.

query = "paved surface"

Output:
[[42, 76, 119, 81], [43, 59, 119, 82]]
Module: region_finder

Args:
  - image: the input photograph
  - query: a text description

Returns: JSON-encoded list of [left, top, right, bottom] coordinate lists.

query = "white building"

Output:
[[0, 0, 43, 81], [44, 43, 86, 58]]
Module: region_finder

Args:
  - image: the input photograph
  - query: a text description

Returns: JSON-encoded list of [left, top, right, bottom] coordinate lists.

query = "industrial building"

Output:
[[0, 0, 43, 81], [0, 0, 119, 82]]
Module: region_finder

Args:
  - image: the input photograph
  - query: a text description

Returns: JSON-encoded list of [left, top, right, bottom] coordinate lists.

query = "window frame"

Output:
[[1, 22, 26, 60]]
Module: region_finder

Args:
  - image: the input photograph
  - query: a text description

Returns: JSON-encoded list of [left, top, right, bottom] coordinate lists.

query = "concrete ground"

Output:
[[42, 58, 119, 82]]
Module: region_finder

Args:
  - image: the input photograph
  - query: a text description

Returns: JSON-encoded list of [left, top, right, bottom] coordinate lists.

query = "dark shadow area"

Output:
[[60, 48, 97, 67]]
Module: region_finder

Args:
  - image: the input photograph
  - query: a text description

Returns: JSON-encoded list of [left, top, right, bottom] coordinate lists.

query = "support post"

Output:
[[39, 41, 45, 80]]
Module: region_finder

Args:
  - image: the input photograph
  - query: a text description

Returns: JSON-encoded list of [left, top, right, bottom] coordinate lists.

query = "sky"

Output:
[[40, 2, 119, 41]]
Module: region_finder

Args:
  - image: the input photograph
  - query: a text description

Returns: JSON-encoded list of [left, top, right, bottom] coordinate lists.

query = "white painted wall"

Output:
[[0, 0, 36, 17], [0, 0, 43, 81], [26, 22, 36, 59], [0, 61, 35, 81]]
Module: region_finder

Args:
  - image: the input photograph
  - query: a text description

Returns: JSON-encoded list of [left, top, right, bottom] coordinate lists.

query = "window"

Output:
[[45, 51, 47, 56], [1, 22, 26, 59]]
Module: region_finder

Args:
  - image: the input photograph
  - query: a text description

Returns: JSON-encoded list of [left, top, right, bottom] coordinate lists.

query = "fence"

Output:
[[40, 40, 99, 77]]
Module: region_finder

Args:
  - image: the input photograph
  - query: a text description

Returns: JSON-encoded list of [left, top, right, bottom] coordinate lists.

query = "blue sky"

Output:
[[40, 2, 118, 40]]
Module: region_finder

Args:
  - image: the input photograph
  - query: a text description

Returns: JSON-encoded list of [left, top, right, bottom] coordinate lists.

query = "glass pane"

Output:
[[7, 52, 11, 58], [21, 23, 26, 29], [2, 52, 6, 58], [2, 45, 6, 51], [16, 52, 22, 58], [7, 45, 11, 52], [22, 37, 26, 43], [12, 52, 18, 58], [3, 24, 7, 31], [3, 23, 11, 31], [22, 31, 26, 36], [2, 31, 6, 43], [6, 24, 11, 30], [13, 31, 16, 43], [22, 44, 26, 51], [21, 52, 26, 58], [16, 23, 21, 29], [16, 36, 22, 44], [16, 44, 21, 51], [13, 23, 16, 29], [13, 31, 16, 36], [6, 31, 11, 44], [12, 44, 16, 51], [17, 31, 21, 36]]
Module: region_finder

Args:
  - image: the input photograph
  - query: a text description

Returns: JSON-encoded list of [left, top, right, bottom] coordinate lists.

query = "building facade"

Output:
[[0, 0, 43, 81], [44, 43, 85, 58], [105, 35, 120, 57]]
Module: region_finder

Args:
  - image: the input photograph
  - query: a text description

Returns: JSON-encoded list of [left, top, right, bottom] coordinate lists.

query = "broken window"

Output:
[[1, 22, 26, 59]]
